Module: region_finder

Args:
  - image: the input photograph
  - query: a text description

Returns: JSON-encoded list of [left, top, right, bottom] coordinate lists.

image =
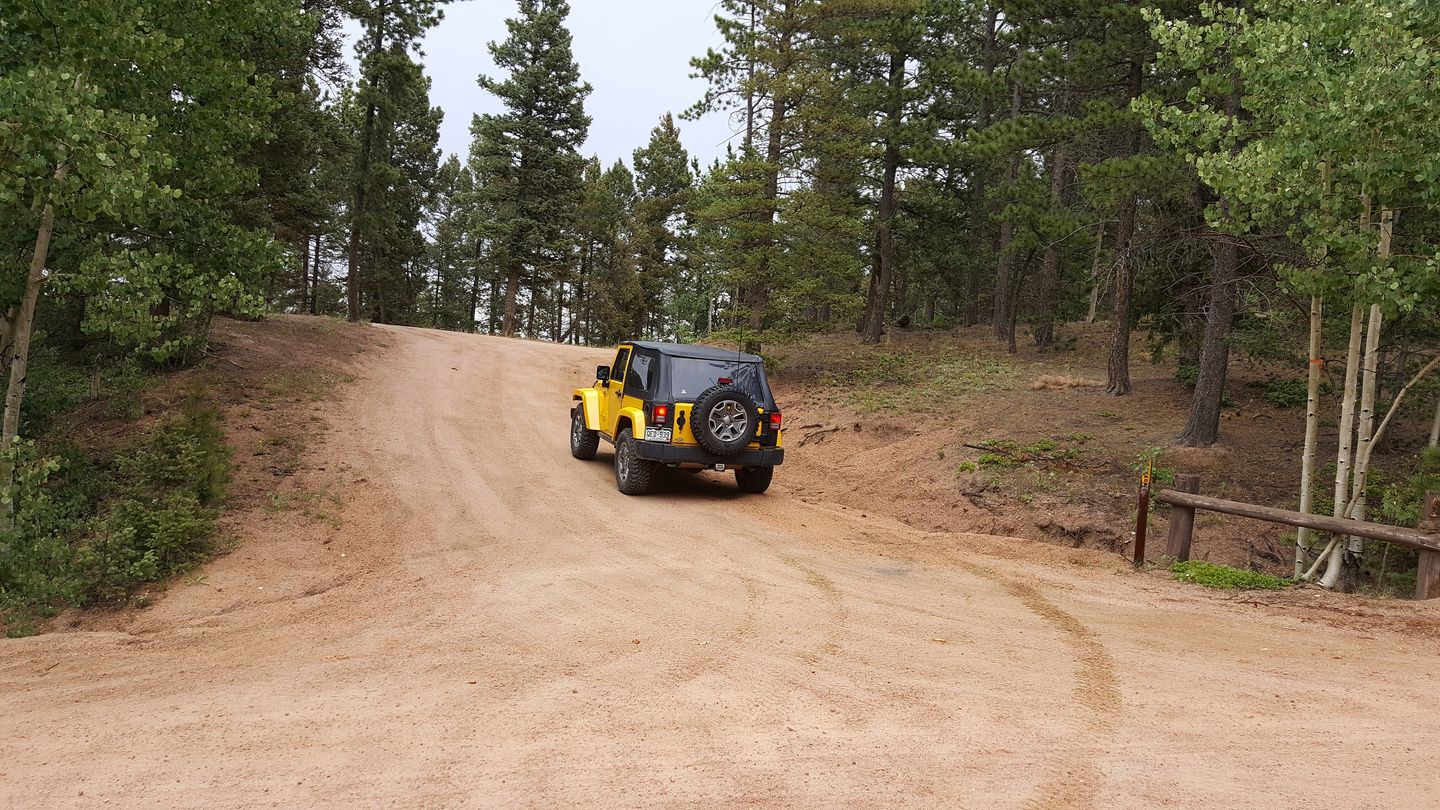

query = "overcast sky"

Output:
[[380, 0, 737, 169]]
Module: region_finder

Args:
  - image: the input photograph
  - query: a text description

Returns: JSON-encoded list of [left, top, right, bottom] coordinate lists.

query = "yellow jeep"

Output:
[[571, 341, 785, 495]]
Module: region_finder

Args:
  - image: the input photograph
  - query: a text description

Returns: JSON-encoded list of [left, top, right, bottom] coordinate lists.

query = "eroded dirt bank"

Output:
[[3, 324, 1438, 808]]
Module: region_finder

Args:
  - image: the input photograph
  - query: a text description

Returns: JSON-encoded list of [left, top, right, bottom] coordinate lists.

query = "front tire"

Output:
[[614, 427, 655, 495], [570, 406, 599, 460], [735, 465, 773, 494]]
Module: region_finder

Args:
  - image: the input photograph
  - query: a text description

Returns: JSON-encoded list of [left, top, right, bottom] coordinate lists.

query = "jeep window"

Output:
[[625, 352, 654, 397], [668, 358, 766, 403], [609, 348, 630, 384]]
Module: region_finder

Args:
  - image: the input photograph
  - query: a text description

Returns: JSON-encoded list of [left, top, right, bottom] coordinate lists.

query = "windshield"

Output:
[[667, 358, 768, 404]]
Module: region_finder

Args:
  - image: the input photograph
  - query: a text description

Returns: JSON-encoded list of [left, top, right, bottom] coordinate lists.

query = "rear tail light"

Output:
[[650, 403, 671, 425], [718, 376, 733, 385], [768, 411, 783, 430]]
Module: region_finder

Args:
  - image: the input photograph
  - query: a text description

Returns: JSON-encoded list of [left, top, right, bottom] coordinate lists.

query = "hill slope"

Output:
[[3, 320, 1438, 808]]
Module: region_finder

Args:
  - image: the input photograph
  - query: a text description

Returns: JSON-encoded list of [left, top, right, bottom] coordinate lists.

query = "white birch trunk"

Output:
[[1322, 303, 1365, 587], [1429, 398, 1438, 448], [1322, 208, 1394, 588], [1295, 295, 1324, 577]]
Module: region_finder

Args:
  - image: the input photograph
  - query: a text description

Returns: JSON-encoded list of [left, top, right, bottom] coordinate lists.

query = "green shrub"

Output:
[[0, 404, 230, 634], [1263, 378, 1310, 409], [1134, 446, 1177, 486], [1021, 438, 1058, 454], [1176, 363, 1200, 388], [1378, 447, 1440, 526], [1171, 561, 1291, 590], [977, 452, 1015, 467]]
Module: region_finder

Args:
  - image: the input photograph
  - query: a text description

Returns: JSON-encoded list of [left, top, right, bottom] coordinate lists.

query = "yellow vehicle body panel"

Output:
[[673, 402, 781, 450], [572, 388, 600, 430], [616, 404, 646, 438]]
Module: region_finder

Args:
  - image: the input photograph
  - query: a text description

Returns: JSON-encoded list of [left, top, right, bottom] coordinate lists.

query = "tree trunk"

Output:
[[966, 3, 997, 330], [1323, 208, 1394, 590], [1034, 147, 1067, 349], [992, 66, 1023, 343], [3, 199, 60, 454], [1295, 295, 1324, 578], [501, 266, 521, 336], [1086, 222, 1106, 324], [860, 51, 906, 345], [1104, 61, 1145, 397], [3, 176, 66, 524], [1430, 397, 1439, 448], [1, 85, 79, 479], [1322, 302, 1365, 588], [299, 235, 311, 314], [1177, 234, 1240, 445], [309, 234, 322, 315], [346, 5, 386, 323], [1104, 198, 1138, 395]]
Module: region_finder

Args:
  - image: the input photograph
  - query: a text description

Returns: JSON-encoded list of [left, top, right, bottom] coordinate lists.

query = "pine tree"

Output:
[[345, 0, 446, 322], [631, 114, 694, 339], [581, 160, 642, 345], [690, 0, 814, 351], [471, 0, 592, 338]]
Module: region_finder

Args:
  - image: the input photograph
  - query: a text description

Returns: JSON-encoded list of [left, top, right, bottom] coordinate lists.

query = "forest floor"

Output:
[[3, 318, 1439, 808], [768, 321, 1436, 583]]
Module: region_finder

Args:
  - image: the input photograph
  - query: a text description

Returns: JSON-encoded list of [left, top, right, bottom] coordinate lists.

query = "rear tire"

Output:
[[614, 427, 655, 495], [570, 406, 599, 460], [735, 465, 773, 494]]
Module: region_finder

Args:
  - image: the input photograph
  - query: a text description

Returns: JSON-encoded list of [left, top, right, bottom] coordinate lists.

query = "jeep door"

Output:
[[600, 346, 631, 438]]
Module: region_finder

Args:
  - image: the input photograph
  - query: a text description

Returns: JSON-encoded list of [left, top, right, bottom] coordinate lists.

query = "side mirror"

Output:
[[596, 365, 610, 383]]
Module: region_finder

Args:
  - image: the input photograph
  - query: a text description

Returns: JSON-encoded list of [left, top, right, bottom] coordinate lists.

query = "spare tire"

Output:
[[691, 384, 759, 456]]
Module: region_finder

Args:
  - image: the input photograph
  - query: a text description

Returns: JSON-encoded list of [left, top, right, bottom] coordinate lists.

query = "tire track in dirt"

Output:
[[761, 542, 849, 664], [946, 556, 1120, 810]]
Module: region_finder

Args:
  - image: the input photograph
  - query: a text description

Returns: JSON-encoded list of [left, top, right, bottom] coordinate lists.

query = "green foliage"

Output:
[[1377, 448, 1440, 526], [959, 435, 1087, 474], [1176, 362, 1200, 388], [0, 405, 230, 634], [1143, 0, 1440, 316], [1263, 378, 1310, 409], [1171, 561, 1291, 591], [1135, 446, 1177, 486], [471, 0, 591, 336]]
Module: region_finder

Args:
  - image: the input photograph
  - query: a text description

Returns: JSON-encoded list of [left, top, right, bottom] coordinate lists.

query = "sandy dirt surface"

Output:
[[4, 325, 1439, 808]]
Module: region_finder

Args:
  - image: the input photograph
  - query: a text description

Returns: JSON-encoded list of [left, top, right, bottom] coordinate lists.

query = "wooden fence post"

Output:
[[1133, 477, 1152, 567], [1166, 474, 1201, 561], [1417, 491, 1440, 600]]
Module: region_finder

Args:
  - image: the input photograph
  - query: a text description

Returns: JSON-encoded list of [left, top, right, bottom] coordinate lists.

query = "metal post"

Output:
[[1166, 474, 1201, 561]]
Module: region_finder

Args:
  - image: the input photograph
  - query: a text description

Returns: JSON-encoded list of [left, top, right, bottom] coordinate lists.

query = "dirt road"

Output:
[[4, 326, 1439, 808]]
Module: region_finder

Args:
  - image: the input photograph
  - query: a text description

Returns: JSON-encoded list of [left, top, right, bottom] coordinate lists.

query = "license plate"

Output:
[[644, 427, 672, 442]]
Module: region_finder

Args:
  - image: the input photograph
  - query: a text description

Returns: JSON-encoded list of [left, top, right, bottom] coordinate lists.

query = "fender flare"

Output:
[[572, 388, 600, 430], [617, 405, 646, 437]]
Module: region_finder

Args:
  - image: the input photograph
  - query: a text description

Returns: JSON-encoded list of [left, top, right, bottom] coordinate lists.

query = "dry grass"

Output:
[[1031, 374, 1104, 391]]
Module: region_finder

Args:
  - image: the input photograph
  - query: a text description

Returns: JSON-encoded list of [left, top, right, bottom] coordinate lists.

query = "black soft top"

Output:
[[629, 340, 764, 364]]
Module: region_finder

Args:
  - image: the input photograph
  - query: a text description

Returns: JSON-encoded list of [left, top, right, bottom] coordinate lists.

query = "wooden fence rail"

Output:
[[1152, 481, 1440, 600]]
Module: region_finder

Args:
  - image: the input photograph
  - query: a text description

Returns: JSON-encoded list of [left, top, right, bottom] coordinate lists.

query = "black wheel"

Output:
[[691, 384, 759, 456], [735, 465, 773, 494], [614, 427, 655, 495], [570, 406, 599, 460]]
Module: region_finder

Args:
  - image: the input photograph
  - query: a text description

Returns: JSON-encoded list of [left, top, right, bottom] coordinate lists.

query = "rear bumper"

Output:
[[634, 441, 784, 467]]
